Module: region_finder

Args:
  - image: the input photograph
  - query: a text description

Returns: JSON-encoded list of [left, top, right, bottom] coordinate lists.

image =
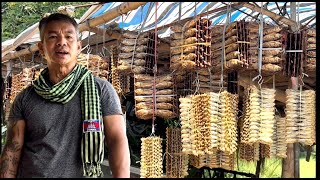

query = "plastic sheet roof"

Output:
[[85, 2, 316, 38]]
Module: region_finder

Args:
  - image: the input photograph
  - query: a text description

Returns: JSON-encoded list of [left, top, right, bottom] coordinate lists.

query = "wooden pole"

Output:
[[282, 3, 300, 177], [1, 2, 147, 63], [241, 2, 298, 27]]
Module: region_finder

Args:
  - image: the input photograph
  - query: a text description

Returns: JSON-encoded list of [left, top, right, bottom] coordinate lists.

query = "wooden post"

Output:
[[290, 3, 300, 178], [282, 3, 300, 178]]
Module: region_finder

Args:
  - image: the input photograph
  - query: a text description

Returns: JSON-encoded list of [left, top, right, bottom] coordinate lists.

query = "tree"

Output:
[[1, 2, 90, 42]]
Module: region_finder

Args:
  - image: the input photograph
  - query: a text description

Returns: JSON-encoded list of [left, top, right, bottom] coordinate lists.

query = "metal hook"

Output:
[[252, 74, 262, 82], [258, 76, 263, 84]]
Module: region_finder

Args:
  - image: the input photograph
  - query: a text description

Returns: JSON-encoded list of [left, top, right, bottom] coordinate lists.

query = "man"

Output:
[[0, 13, 130, 178]]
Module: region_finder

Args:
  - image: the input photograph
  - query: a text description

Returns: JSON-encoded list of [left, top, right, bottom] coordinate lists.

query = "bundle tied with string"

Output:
[[303, 28, 316, 72], [189, 68, 228, 94], [10, 66, 35, 103], [109, 47, 123, 95], [179, 96, 193, 154], [285, 89, 315, 145], [180, 91, 237, 170], [134, 74, 177, 120], [211, 25, 224, 73], [253, 25, 285, 75], [222, 21, 252, 71], [170, 17, 212, 72], [140, 136, 163, 178], [165, 127, 189, 178], [239, 85, 260, 161], [117, 30, 150, 74]]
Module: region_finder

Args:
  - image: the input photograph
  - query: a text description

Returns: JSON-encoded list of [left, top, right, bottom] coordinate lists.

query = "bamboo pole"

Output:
[[2, 2, 147, 63], [242, 2, 298, 27]]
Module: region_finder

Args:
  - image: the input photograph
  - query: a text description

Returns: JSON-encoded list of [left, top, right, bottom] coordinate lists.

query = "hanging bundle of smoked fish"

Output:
[[140, 136, 163, 178], [165, 128, 189, 178], [303, 29, 316, 72]]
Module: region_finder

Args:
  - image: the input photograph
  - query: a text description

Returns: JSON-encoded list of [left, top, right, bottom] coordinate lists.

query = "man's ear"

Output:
[[77, 41, 82, 55], [38, 42, 44, 56]]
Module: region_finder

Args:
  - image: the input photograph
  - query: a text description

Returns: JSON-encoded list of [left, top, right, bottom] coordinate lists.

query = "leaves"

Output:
[[1, 2, 90, 42]]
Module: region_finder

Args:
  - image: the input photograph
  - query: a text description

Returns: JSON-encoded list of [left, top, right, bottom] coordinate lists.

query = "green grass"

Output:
[[300, 155, 316, 178], [235, 155, 316, 178]]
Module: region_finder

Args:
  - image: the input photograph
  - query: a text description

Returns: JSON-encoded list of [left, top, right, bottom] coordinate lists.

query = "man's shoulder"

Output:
[[94, 76, 111, 86], [94, 77, 114, 92]]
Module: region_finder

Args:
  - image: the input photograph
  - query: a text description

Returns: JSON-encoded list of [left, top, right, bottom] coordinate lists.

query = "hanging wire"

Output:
[[179, 2, 182, 21], [100, 24, 107, 57], [151, 2, 159, 136], [252, 2, 264, 86], [130, 3, 153, 71], [297, 2, 300, 32], [220, 2, 232, 91]]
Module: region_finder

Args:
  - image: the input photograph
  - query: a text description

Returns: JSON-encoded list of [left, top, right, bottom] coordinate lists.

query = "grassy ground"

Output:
[[235, 155, 316, 178]]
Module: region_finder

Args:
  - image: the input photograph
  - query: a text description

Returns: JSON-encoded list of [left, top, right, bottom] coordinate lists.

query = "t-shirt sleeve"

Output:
[[98, 79, 123, 117], [7, 90, 25, 123]]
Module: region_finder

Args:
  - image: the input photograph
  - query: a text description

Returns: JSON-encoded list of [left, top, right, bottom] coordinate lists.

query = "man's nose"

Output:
[[56, 37, 67, 46]]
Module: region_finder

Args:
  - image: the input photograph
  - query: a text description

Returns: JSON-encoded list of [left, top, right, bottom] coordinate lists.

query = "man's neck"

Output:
[[47, 63, 76, 84]]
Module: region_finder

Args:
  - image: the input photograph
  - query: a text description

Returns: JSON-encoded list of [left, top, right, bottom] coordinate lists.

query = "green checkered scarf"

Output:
[[33, 64, 104, 177]]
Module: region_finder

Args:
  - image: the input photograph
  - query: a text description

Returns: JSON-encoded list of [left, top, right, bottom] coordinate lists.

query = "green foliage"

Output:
[[1, 2, 90, 41]]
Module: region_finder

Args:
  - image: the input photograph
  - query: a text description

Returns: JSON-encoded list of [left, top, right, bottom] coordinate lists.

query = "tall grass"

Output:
[[235, 155, 316, 178]]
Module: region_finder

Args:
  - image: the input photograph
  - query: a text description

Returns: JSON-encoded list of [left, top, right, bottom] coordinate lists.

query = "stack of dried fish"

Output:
[[285, 89, 315, 145], [170, 24, 186, 72], [219, 91, 239, 155], [304, 29, 316, 72], [194, 68, 227, 94], [179, 96, 193, 154], [134, 74, 177, 120], [259, 88, 276, 145], [245, 85, 261, 144], [189, 150, 235, 171], [190, 93, 212, 156], [239, 143, 260, 162], [111, 50, 122, 95], [10, 68, 33, 103], [33, 68, 44, 81], [247, 22, 260, 70], [211, 25, 224, 72], [140, 136, 163, 178], [165, 128, 189, 178], [260, 144, 271, 158], [269, 116, 287, 158], [224, 21, 249, 70], [261, 26, 284, 74], [241, 85, 276, 146], [117, 31, 151, 74], [170, 17, 212, 72], [77, 53, 89, 67]]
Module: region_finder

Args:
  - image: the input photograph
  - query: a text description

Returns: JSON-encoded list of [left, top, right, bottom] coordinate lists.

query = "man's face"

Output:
[[38, 20, 81, 66]]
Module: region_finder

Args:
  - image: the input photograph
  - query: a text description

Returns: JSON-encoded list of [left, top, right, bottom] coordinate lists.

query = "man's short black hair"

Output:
[[39, 13, 79, 42]]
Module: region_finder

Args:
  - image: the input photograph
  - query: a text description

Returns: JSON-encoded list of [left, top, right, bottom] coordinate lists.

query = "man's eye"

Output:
[[49, 35, 57, 39]]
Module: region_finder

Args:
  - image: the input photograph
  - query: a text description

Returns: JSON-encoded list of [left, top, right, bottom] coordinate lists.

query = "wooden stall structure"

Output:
[[1, 2, 316, 178]]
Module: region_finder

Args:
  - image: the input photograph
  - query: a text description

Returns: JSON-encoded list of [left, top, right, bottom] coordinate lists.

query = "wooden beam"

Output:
[[2, 2, 147, 63], [79, 2, 146, 32], [242, 2, 298, 27]]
